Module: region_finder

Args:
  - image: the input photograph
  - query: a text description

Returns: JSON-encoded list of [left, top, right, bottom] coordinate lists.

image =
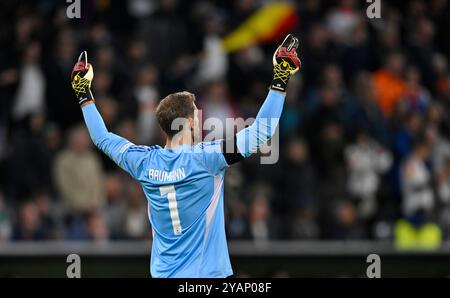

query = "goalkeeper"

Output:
[[71, 35, 301, 277]]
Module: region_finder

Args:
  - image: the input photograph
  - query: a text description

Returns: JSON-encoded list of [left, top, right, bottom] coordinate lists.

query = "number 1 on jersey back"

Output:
[[160, 185, 182, 235]]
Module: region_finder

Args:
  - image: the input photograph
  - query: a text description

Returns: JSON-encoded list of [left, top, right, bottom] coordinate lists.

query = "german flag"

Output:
[[222, 2, 298, 53]]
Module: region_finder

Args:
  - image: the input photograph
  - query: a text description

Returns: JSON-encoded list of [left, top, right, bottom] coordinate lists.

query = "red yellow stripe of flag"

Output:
[[222, 2, 298, 53]]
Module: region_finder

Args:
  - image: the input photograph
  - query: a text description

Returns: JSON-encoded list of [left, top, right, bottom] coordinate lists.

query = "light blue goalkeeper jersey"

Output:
[[81, 90, 285, 278]]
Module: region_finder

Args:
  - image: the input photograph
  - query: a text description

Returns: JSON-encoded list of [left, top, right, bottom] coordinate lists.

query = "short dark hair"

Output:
[[156, 91, 196, 137]]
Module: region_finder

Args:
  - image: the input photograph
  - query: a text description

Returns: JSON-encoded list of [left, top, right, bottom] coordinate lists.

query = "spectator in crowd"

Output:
[[105, 174, 149, 240], [396, 135, 442, 249], [85, 210, 109, 242], [345, 131, 392, 220], [12, 200, 48, 241], [53, 125, 105, 214], [349, 72, 389, 146], [400, 136, 434, 220], [437, 158, 450, 239], [8, 113, 54, 202], [194, 11, 228, 85], [0, 191, 12, 242], [12, 41, 45, 122], [280, 138, 319, 240], [331, 199, 366, 239], [104, 172, 126, 239], [279, 75, 303, 137], [402, 66, 430, 114], [44, 28, 80, 131], [66, 209, 110, 242], [338, 18, 372, 82], [200, 80, 238, 140], [372, 51, 407, 117], [301, 23, 335, 89], [307, 84, 346, 186], [326, 0, 362, 45], [134, 64, 161, 145], [408, 17, 437, 92], [121, 181, 150, 240], [226, 199, 250, 240], [224, 164, 250, 240], [248, 184, 279, 242]]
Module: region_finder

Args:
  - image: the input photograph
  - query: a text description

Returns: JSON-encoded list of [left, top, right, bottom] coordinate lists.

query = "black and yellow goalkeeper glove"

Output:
[[71, 51, 94, 106], [270, 34, 301, 93]]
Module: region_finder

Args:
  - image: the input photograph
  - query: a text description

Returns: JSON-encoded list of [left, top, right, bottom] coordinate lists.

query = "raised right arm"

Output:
[[222, 34, 301, 165]]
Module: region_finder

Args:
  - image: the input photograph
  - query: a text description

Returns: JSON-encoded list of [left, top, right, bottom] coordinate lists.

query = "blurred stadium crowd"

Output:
[[0, 0, 450, 247]]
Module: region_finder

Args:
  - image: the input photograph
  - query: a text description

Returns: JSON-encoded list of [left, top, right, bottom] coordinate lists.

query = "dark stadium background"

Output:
[[1, 0, 450, 277]]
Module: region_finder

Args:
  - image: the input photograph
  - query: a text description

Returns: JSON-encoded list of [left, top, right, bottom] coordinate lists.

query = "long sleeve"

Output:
[[235, 90, 285, 158], [81, 103, 149, 179]]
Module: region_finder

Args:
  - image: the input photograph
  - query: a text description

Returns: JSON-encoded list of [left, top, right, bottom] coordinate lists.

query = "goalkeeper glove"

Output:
[[71, 51, 94, 106], [270, 34, 301, 93]]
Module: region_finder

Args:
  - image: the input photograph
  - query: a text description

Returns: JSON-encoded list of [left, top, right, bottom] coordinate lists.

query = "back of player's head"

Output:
[[156, 91, 196, 138]]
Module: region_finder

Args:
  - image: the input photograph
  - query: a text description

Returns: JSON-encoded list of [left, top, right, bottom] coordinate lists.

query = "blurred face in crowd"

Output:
[[415, 18, 435, 45], [96, 46, 115, 69], [322, 123, 344, 144], [351, 23, 368, 46], [385, 53, 405, 76], [305, 0, 321, 12], [357, 73, 378, 103], [105, 173, 124, 204], [89, 23, 110, 45], [207, 80, 228, 103], [24, 41, 41, 64], [355, 131, 370, 145], [34, 193, 51, 216], [97, 97, 119, 126], [427, 103, 443, 126], [87, 211, 108, 241], [137, 65, 159, 87], [406, 112, 423, 134], [128, 39, 147, 62], [430, 0, 448, 13], [250, 195, 270, 223], [161, 0, 178, 13], [322, 64, 343, 88], [425, 126, 438, 146], [381, 23, 400, 49], [68, 126, 91, 154], [127, 181, 144, 209], [409, 0, 427, 17], [288, 139, 308, 164], [93, 69, 112, 95], [320, 85, 340, 107], [308, 24, 330, 50], [117, 120, 138, 143], [45, 124, 62, 152], [340, 0, 357, 10], [30, 113, 46, 134], [236, 0, 256, 13], [415, 142, 432, 160], [57, 29, 76, 66], [19, 202, 40, 234], [337, 201, 357, 227], [405, 67, 421, 86]]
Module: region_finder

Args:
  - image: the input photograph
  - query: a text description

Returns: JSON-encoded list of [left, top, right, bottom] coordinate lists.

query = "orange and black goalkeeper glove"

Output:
[[71, 51, 94, 106], [270, 34, 301, 93]]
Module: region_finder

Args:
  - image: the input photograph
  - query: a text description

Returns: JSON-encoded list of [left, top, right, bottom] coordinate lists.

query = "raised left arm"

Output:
[[71, 51, 148, 178]]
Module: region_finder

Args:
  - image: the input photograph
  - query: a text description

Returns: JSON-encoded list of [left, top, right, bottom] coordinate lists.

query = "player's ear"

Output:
[[187, 116, 194, 128]]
